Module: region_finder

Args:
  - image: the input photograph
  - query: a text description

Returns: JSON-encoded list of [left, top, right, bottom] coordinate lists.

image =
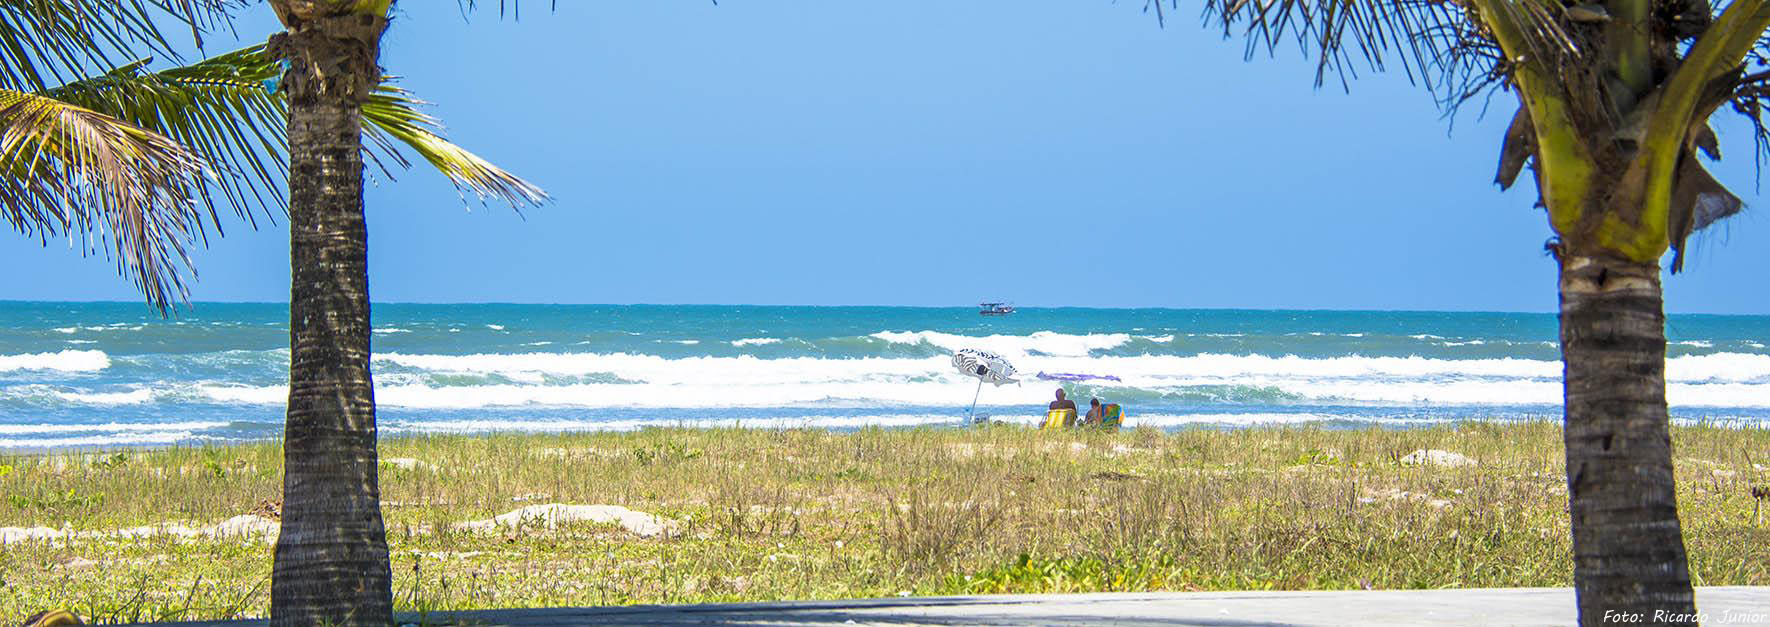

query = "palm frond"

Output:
[[0, 87, 207, 310], [1151, 0, 1470, 96], [361, 85, 548, 208], [50, 43, 545, 221], [148, 1, 253, 50], [0, 0, 247, 93], [455, 1, 558, 20], [14, 41, 543, 310], [46, 44, 289, 236], [1149, 0, 1589, 114]]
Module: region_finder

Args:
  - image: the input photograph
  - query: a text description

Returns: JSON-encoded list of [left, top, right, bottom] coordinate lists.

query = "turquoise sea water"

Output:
[[0, 302, 1765, 449]]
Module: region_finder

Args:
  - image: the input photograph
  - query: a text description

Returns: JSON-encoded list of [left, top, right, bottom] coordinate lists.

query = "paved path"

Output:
[[156, 587, 1770, 626]]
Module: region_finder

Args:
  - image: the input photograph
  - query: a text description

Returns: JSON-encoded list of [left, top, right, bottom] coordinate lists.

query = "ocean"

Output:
[[0, 302, 1765, 449]]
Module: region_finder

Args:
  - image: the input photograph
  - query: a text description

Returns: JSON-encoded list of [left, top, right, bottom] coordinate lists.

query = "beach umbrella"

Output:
[[953, 349, 1017, 420]]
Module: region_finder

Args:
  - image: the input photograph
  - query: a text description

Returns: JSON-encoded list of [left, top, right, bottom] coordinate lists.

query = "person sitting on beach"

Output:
[[1049, 389, 1077, 412], [1044, 389, 1079, 428], [1083, 398, 1104, 426]]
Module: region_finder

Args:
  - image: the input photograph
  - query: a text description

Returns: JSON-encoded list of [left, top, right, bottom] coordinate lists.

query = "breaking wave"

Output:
[[0, 350, 110, 373], [870, 330, 1132, 357], [140, 351, 1770, 410]]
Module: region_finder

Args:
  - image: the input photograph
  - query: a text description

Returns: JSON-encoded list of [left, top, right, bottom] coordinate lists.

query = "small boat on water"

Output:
[[979, 302, 1015, 316]]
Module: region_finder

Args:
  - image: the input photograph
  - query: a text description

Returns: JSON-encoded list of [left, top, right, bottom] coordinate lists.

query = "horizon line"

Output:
[[1, 299, 1765, 317]]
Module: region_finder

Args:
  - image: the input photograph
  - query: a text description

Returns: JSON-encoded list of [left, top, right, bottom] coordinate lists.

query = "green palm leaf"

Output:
[[361, 85, 547, 207], [54, 43, 546, 210], [0, 87, 207, 309], [1150, 0, 1756, 262], [46, 45, 288, 233], [0, 0, 246, 92], [27, 43, 545, 309]]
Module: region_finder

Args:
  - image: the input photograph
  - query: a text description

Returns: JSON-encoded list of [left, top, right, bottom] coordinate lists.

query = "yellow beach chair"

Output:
[[1100, 404, 1123, 430], [1043, 408, 1076, 429], [23, 610, 83, 627]]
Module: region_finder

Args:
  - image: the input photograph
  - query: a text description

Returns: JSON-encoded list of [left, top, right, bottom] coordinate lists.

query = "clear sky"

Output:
[[1, 2, 1765, 313]]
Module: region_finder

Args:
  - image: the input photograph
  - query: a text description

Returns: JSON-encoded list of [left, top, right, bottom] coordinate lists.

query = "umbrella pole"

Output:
[[966, 378, 984, 422]]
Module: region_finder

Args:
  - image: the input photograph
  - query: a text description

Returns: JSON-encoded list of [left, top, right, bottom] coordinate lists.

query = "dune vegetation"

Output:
[[1, 422, 1766, 623]]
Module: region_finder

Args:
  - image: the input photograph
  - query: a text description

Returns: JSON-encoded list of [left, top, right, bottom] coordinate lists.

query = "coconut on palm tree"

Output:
[[1149, 0, 1764, 622]]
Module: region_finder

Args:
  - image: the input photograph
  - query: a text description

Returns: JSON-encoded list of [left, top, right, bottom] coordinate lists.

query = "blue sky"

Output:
[[1, 1, 1765, 313]]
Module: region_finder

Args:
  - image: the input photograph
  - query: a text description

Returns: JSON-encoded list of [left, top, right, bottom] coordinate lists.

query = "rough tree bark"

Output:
[[266, 12, 393, 627], [1559, 253, 1697, 626]]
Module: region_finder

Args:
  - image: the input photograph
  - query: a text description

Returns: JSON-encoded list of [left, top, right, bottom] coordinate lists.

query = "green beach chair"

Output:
[[1100, 404, 1122, 430]]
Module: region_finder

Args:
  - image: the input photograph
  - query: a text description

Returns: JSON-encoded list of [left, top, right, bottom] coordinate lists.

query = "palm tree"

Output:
[[1148, 0, 1765, 622], [261, 1, 542, 624], [2, 2, 540, 624]]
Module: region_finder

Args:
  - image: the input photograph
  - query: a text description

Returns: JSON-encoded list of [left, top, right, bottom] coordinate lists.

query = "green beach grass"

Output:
[[1, 422, 1767, 623]]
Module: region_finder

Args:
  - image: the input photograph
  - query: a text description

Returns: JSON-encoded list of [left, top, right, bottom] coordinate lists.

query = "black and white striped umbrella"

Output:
[[953, 349, 1018, 385], [954, 349, 1017, 422]]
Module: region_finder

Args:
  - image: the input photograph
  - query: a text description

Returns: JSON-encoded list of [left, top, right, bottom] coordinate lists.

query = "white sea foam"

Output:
[[0, 421, 227, 435], [162, 350, 1770, 410], [0, 431, 197, 448], [486, 324, 506, 331], [871, 330, 1130, 357], [72, 324, 144, 331], [374, 352, 937, 384], [1103, 353, 1563, 380], [671, 340, 701, 345], [1676, 340, 1714, 348], [1664, 352, 1770, 382], [378, 412, 1490, 435], [0, 350, 110, 372], [52, 389, 155, 405], [196, 385, 287, 405], [51, 327, 77, 334], [1143, 335, 1175, 343], [731, 338, 781, 347], [384, 414, 964, 434], [1125, 413, 1386, 427], [374, 328, 412, 334]]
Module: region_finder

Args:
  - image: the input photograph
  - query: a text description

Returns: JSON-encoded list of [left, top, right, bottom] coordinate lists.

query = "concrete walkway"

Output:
[[158, 587, 1770, 626]]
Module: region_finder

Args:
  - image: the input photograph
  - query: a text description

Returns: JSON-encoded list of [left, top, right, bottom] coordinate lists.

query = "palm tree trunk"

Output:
[[1559, 253, 1696, 626], [266, 13, 392, 627]]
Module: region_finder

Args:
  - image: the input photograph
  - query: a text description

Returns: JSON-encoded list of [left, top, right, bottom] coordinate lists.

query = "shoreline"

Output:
[[6, 412, 1770, 456], [3, 423, 1766, 621], [8, 306, 1768, 454]]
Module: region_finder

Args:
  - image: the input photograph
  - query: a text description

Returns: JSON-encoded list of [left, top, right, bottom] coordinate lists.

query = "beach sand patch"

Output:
[[1401, 449, 1477, 468], [5, 504, 676, 547], [455, 504, 678, 537], [380, 457, 436, 472], [1359, 488, 1453, 509], [531, 447, 621, 460], [2, 514, 280, 545]]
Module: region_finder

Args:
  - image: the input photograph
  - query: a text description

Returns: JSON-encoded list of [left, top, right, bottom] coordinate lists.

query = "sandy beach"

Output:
[[3, 422, 1766, 621]]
